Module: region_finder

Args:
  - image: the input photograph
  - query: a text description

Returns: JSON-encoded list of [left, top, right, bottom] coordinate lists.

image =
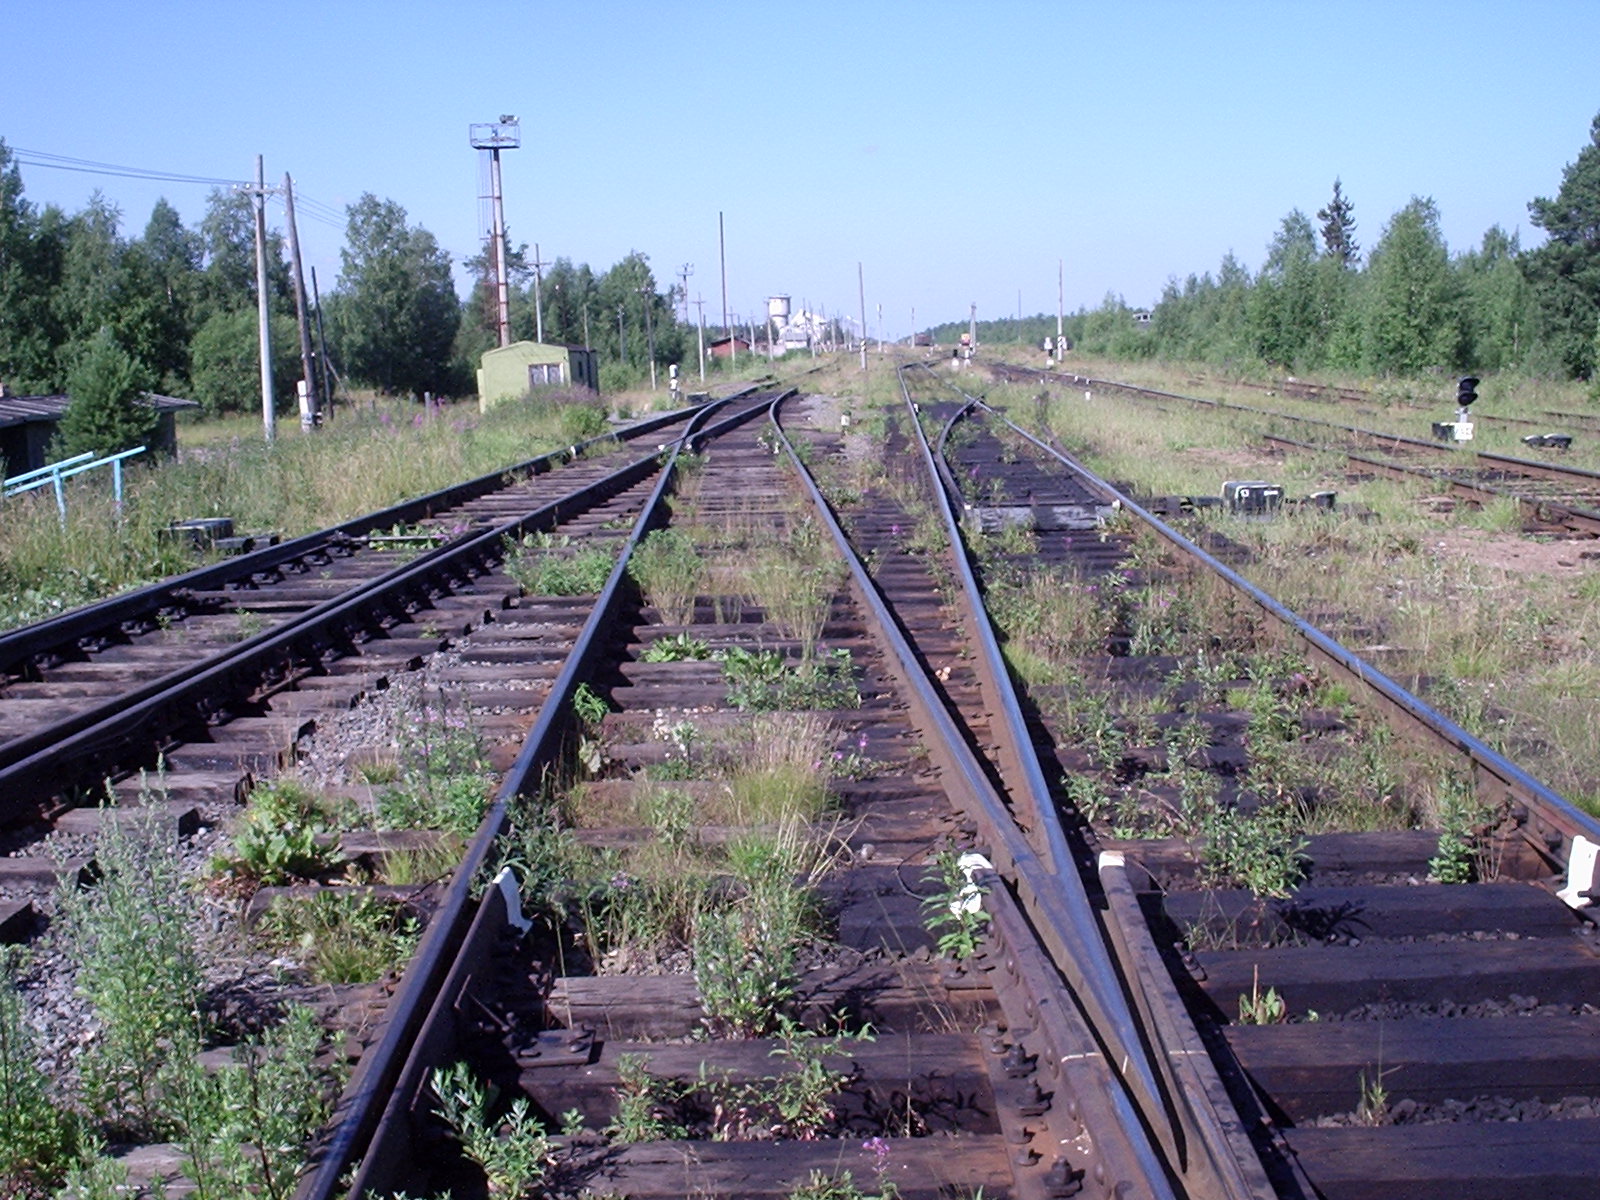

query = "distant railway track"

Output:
[[922, 361, 1600, 1198], [989, 362, 1600, 536]]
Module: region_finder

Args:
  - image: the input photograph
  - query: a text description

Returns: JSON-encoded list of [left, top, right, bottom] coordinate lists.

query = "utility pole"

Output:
[[310, 266, 333, 415], [677, 263, 694, 323], [282, 173, 319, 429], [639, 284, 657, 389], [532, 242, 546, 343], [719, 211, 732, 368], [1057, 258, 1064, 342], [251, 155, 275, 443], [857, 262, 867, 372], [617, 304, 626, 365], [877, 302, 883, 354], [470, 118, 520, 348], [694, 294, 706, 382]]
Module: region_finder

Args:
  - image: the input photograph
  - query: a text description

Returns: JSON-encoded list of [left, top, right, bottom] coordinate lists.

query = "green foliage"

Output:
[[0, 951, 85, 1197], [789, 1172, 901, 1200], [327, 194, 460, 397], [209, 779, 345, 885], [920, 848, 991, 961], [1200, 804, 1308, 900], [1428, 776, 1494, 883], [54, 325, 158, 458], [1364, 197, 1465, 373], [256, 890, 420, 985], [1525, 110, 1600, 378], [629, 526, 705, 625], [504, 532, 616, 596], [693, 828, 824, 1037], [375, 688, 494, 835], [429, 1061, 552, 1197], [55, 798, 204, 1135], [189, 307, 299, 416], [164, 1006, 340, 1200], [640, 631, 711, 662], [1236, 970, 1288, 1025], [608, 1022, 861, 1143], [719, 646, 860, 712]]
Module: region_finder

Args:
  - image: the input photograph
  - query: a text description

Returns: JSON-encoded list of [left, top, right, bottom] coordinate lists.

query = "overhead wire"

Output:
[[11, 147, 250, 188]]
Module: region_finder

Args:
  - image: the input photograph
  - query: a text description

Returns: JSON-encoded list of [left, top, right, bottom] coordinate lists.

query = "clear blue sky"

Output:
[[7, 0, 1598, 341]]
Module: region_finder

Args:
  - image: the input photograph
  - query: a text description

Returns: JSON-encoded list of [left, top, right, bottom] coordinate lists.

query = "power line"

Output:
[[13, 147, 351, 229], [11, 147, 249, 188]]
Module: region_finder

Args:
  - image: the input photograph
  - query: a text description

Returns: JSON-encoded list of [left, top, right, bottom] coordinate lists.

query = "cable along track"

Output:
[[295, 385, 1241, 1200], [919, 363, 1600, 1199]]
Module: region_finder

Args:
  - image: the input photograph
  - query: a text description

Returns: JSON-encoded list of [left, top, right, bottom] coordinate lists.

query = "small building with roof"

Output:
[[0, 386, 198, 479], [476, 341, 601, 411]]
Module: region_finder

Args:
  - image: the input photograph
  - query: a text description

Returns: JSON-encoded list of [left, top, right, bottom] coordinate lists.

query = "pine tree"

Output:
[[1524, 111, 1600, 378], [54, 327, 158, 457], [1317, 179, 1359, 267]]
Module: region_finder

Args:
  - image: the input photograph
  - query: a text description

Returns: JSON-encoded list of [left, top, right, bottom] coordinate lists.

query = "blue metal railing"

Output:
[[3, 446, 146, 521]]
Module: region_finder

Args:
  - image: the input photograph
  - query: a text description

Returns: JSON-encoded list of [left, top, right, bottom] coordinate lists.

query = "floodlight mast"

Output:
[[470, 118, 520, 347]]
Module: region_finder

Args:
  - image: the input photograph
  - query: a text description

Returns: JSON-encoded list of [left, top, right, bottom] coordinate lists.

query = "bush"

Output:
[[189, 308, 299, 416]]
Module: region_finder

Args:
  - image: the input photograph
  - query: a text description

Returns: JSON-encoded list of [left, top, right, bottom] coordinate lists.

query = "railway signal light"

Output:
[[1456, 376, 1480, 408]]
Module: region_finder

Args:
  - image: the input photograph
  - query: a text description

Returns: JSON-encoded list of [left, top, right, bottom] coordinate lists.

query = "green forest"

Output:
[[0, 139, 689, 430], [5, 109, 1600, 452], [929, 113, 1600, 393]]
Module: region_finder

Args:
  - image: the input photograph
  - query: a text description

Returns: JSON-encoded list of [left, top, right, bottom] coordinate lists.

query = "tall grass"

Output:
[[0, 394, 605, 630]]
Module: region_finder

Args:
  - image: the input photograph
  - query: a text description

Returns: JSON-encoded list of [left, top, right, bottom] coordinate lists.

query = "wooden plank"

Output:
[[1194, 937, 1600, 1019], [562, 1133, 1013, 1200], [546, 961, 994, 1040], [1228, 1013, 1600, 1117], [1282, 1120, 1600, 1200], [57, 800, 200, 839], [0, 899, 37, 942], [520, 1032, 995, 1133], [1113, 830, 1442, 884], [1163, 881, 1578, 943]]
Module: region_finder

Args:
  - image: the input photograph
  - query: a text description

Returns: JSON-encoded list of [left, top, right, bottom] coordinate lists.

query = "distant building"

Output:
[[476, 341, 601, 410], [708, 336, 752, 360], [0, 387, 197, 479]]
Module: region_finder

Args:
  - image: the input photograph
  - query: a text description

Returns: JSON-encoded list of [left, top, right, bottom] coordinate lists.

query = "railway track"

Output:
[[304, 382, 1240, 1199], [921, 363, 1600, 1198], [989, 362, 1600, 537], [13, 362, 1600, 1199]]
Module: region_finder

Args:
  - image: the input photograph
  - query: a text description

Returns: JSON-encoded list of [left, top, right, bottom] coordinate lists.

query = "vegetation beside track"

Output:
[[0, 388, 624, 631], [976, 362, 1600, 811]]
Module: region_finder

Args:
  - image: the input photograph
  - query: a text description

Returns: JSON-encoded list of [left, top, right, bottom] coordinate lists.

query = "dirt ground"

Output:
[[1427, 528, 1600, 580]]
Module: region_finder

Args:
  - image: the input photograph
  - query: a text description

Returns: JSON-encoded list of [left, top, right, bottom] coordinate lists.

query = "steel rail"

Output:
[[0, 398, 726, 679], [1027, 366, 1600, 523], [909, 373, 1269, 1199], [1261, 431, 1600, 537], [0, 436, 680, 814], [298, 393, 779, 1200], [982, 401, 1600, 874], [771, 391, 1188, 1199]]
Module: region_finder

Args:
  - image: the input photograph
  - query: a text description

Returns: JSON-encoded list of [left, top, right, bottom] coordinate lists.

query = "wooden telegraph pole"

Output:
[[282, 172, 319, 428]]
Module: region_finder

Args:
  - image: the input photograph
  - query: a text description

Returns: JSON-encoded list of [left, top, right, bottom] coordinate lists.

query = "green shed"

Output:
[[476, 340, 600, 410]]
